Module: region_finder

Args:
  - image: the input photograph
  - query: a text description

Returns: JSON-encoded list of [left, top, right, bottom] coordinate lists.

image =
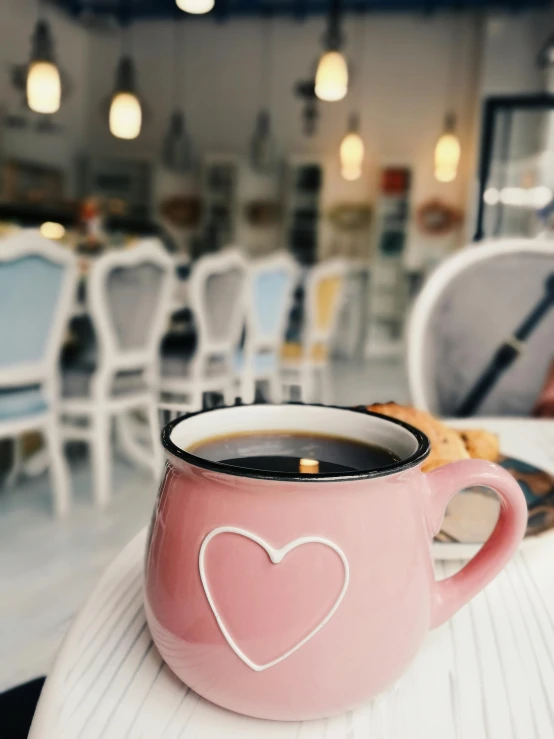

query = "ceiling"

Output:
[[53, 0, 551, 22]]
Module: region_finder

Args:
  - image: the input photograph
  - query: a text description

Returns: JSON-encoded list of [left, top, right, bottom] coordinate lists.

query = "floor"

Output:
[[0, 358, 408, 692]]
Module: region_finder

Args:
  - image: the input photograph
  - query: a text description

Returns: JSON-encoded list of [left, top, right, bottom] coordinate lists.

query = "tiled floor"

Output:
[[0, 358, 408, 691]]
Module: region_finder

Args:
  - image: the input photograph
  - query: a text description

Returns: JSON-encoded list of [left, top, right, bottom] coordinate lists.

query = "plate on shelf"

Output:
[[433, 455, 554, 559]]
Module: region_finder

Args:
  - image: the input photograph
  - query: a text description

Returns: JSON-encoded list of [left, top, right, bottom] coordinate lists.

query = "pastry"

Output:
[[367, 402, 469, 473]]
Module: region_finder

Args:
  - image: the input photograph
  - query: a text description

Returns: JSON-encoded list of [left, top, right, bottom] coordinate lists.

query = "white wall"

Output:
[[0, 0, 89, 196]]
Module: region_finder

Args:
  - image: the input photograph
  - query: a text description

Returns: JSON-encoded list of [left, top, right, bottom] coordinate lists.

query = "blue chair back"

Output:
[[0, 256, 64, 369], [0, 231, 77, 386]]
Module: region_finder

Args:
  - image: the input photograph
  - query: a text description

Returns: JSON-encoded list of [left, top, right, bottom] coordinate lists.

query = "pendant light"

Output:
[[26, 18, 61, 114], [109, 20, 143, 141], [340, 114, 364, 181], [162, 21, 194, 171], [340, 16, 365, 181], [315, 0, 348, 102], [434, 16, 461, 183], [434, 113, 461, 183], [249, 12, 278, 172], [176, 0, 214, 15]]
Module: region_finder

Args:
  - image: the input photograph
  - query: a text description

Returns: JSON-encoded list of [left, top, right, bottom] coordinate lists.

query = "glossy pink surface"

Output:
[[144, 443, 527, 721]]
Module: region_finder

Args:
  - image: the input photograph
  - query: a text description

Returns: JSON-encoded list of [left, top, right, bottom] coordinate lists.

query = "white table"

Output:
[[30, 420, 554, 738]]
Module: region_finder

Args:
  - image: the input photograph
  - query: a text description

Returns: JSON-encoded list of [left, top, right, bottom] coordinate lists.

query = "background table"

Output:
[[30, 420, 554, 738]]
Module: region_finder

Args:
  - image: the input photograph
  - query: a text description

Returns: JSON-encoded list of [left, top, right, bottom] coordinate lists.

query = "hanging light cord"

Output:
[[445, 13, 459, 128], [325, 0, 344, 51], [172, 20, 184, 108], [353, 10, 365, 122], [259, 9, 274, 112]]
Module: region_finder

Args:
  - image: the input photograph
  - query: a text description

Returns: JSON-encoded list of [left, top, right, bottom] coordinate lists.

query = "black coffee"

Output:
[[189, 431, 399, 474]]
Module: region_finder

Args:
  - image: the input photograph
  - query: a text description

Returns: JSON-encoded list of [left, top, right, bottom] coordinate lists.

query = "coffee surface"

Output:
[[189, 431, 399, 474]]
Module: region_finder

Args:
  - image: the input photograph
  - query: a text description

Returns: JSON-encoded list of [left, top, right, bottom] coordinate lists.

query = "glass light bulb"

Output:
[[109, 91, 142, 140], [315, 50, 348, 102], [341, 165, 362, 181], [176, 0, 214, 14], [434, 131, 461, 183], [340, 130, 364, 178], [26, 60, 61, 114]]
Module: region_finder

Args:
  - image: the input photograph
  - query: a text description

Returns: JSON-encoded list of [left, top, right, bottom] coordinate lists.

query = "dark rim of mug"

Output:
[[161, 402, 431, 482]]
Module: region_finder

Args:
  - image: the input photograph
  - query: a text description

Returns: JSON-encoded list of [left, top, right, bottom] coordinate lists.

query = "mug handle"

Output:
[[424, 459, 528, 629]]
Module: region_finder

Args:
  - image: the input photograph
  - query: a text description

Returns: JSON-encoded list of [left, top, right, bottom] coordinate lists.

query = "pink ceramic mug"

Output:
[[144, 404, 527, 721]]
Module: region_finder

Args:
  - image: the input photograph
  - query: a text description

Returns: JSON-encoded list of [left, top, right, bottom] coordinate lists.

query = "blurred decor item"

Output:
[[79, 196, 106, 247], [340, 114, 364, 181], [26, 19, 61, 114], [294, 78, 319, 137], [250, 111, 278, 173], [2, 160, 64, 205], [537, 33, 554, 68], [162, 112, 194, 173], [176, 0, 214, 15], [244, 200, 280, 227], [533, 359, 554, 417], [109, 56, 142, 140], [250, 13, 279, 173], [162, 22, 195, 173], [434, 113, 461, 183], [285, 160, 323, 266], [327, 202, 371, 232], [315, 0, 348, 102], [77, 156, 151, 219], [416, 198, 462, 236], [160, 195, 202, 228]]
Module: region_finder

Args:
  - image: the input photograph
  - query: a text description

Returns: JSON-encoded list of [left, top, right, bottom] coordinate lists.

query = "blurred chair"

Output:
[[281, 258, 347, 403], [408, 239, 554, 417], [61, 240, 174, 507], [160, 247, 248, 414], [0, 230, 77, 516], [235, 252, 299, 403]]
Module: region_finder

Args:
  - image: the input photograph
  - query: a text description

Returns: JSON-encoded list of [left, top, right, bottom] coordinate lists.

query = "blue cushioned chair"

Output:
[[0, 230, 77, 516]]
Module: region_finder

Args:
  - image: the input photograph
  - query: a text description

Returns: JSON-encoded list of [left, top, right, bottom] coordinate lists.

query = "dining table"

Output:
[[29, 418, 554, 739]]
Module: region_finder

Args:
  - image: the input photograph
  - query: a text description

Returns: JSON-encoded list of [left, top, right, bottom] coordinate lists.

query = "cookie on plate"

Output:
[[366, 402, 469, 473]]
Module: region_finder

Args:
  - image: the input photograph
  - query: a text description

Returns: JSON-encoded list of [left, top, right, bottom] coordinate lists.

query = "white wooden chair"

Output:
[[60, 240, 175, 507], [281, 258, 347, 404], [235, 252, 299, 403], [0, 230, 77, 516], [407, 239, 554, 416], [160, 247, 248, 415]]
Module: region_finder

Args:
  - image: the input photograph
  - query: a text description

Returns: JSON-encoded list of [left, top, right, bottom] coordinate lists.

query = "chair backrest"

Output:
[[245, 252, 299, 355], [408, 239, 554, 416], [0, 230, 77, 392], [303, 258, 348, 356], [88, 240, 175, 377], [188, 247, 248, 363]]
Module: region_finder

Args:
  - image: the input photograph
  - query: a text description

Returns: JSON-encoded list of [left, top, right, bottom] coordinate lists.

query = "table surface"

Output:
[[30, 419, 554, 739]]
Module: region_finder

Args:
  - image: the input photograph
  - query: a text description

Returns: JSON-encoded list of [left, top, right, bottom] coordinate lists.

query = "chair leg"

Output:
[[224, 382, 238, 407], [91, 411, 111, 508], [268, 372, 282, 404], [240, 373, 256, 405], [300, 364, 315, 404], [5, 438, 23, 488], [44, 420, 71, 518], [146, 402, 164, 479], [320, 365, 334, 405], [115, 413, 151, 471]]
